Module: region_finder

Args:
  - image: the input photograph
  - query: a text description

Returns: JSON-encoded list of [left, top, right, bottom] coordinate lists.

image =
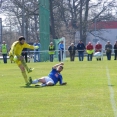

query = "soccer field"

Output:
[[0, 58, 117, 117]]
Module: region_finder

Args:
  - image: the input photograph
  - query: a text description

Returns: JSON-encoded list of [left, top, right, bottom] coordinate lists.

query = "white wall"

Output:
[[75, 29, 117, 50]]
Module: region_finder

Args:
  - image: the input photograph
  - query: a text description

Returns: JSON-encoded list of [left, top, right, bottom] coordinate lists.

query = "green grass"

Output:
[[0, 57, 117, 117]]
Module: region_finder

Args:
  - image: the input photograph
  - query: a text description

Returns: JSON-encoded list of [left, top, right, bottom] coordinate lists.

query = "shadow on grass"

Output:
[[20, 84, 67, 88], [20, 86, 42, 88], [108, 84, 114, 87]]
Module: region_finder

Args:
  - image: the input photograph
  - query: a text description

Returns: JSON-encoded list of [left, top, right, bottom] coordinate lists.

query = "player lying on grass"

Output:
[[29, 62, 67, 87], [9, 36, 39, 86]]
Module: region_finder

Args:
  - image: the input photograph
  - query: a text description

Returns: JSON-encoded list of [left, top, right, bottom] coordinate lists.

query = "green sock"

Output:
[[21, 71, 28, 83], [21, 60, 29, 72]]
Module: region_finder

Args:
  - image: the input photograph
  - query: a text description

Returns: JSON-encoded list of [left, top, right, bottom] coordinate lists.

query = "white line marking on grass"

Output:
[[106, 67, 117, 117]]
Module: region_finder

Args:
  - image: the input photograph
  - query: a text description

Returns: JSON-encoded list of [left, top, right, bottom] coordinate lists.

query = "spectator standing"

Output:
[[95, 41, 102, 61], [58, 40, 64, 62], [105, 41, 112, 60], [1, 41, 8, 63], [21, 48, 28, 63], [33, 40, 41, 62], [114, 41, 117, 60], [48, 42, 55, 62], [68, 43, 77, 61], [76, 40, 85, 61], [86, 42, 94, 61]]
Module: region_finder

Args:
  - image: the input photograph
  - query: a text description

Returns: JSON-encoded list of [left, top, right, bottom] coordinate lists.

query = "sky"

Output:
[[0, 14, 6, 20], [0, 14, 6, 25]]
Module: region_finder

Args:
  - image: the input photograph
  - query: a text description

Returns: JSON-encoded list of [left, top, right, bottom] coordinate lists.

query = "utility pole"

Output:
[[94, 18, 99, 44], [94, 18, 97, 41], [94, 18, 97, 32], [0, 0, 2, 7], [80, 0, 83, 41], [0, 0, 2, 44], [0, 18, 2, 44]]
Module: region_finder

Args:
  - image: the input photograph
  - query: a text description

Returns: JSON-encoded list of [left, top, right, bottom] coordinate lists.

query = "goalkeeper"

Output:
[[29, 62, 67, 87], [9, 36, 39, 86]]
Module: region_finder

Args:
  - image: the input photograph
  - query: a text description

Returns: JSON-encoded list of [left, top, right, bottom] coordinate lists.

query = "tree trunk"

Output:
[[82, 0, 90, 45], [80, 0, 83, 42], [49, 0, 56, 39]]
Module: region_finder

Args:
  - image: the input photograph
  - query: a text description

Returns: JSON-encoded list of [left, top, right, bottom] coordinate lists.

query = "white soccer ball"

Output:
[[94, 52, 103, 58]]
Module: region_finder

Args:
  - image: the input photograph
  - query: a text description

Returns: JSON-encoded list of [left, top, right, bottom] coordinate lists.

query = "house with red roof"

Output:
[[75, 21, 117, 50]]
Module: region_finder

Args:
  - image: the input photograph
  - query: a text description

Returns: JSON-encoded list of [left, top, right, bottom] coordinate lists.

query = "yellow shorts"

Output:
[[15, 59, 22, 66], [9, 55, 21, 66]]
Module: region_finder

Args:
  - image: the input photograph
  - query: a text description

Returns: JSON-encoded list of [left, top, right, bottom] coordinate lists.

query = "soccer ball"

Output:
[[94, 52, 103, 58]]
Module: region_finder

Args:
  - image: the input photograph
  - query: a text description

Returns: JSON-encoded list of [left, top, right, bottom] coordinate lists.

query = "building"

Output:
[[75, 21, 117, 50]]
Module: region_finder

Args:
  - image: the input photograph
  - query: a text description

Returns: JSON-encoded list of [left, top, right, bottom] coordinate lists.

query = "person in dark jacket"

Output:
[[76, 40, 85, 61], [68, 43, 76, 61], [21, 48, 28, 63], [105, 41, 112, 60], [114, 41, 117, 60]]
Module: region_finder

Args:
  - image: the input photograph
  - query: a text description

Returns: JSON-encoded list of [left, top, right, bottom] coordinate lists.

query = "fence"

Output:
[[0, 49, 116, 62], [26, 49, 117, 62]]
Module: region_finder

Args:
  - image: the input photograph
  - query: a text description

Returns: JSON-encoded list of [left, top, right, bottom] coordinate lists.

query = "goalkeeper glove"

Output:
[[34, 46, 39, 49], [13, 55, 18, 61], [13, 55, 24, 61]]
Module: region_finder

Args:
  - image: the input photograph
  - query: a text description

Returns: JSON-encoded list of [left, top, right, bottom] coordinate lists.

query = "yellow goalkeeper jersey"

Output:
[[9, 41, 34, 57]]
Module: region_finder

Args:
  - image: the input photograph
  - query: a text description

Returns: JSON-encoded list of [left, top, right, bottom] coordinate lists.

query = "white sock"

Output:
[[32, 79, 39, 84], [40, 84, 46, 87]]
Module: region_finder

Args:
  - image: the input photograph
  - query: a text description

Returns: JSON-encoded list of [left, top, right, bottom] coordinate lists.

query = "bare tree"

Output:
[[1, 0, 39, 43], [51, 0, 117, 44], [50, 0, 56, 39], [1, 0, 117, 45]]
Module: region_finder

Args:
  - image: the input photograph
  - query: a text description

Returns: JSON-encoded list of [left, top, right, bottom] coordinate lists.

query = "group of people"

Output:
[[21, 40, 64, 63], [0, 39, 65, 64], [68, 40, 100, 61], [68, 40, 117, 61], [1, 39, 117, 64], [0, 39, 41, 64]]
